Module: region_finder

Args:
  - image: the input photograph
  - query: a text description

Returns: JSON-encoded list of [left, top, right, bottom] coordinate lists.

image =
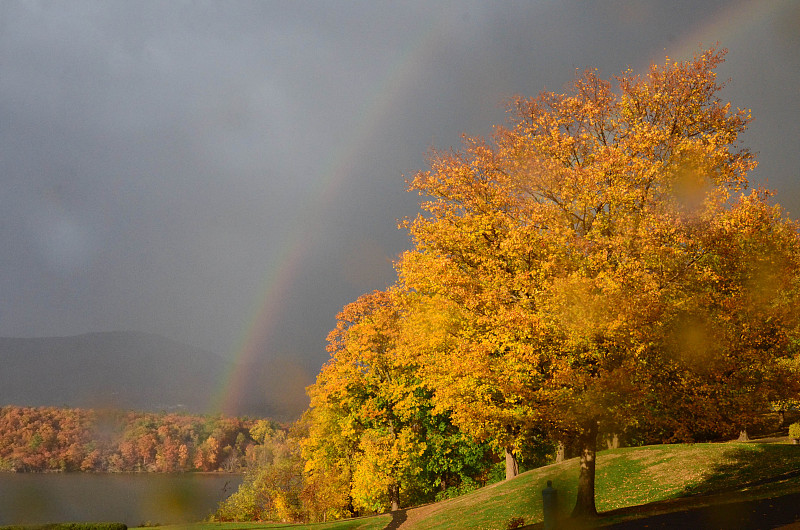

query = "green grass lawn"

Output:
[[135, 439, 800, 530]]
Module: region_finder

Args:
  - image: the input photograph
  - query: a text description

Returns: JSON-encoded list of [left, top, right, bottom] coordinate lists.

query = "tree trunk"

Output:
[[505, 447, 519, 480], [738, 429, 749, 442], [389, 483, 400, 512], [347, 494, 358, 517], [571, 419, 599, 519], [606, 433, 619, 449], [555, 441, 565, 463]]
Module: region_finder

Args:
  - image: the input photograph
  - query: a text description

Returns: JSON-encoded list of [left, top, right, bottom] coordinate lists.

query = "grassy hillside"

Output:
[[138, 439, 800, 530]]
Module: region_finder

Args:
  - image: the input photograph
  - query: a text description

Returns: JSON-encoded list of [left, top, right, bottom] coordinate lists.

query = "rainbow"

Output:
[[644, 0, 788, 69], [213, 0, 790, 416], [211, 17, 444, 415]]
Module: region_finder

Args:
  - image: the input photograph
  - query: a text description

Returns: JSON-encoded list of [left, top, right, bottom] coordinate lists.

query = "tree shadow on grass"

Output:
[[680, 443, 800, 497], [588, 443, 800, 529], [597, 492, 800, 529], [383, 508, 407, 530]]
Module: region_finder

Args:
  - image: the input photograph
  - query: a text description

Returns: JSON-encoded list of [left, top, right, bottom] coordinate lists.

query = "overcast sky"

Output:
[[2, 0, 798, 394]]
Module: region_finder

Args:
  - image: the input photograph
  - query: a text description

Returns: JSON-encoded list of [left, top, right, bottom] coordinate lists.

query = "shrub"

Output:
[[789, 422, 800, 440], [505, 517, 525, 529], [434, 478, 481, 502]]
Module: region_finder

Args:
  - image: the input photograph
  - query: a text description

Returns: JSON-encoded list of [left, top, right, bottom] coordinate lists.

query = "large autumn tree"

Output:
[[398, 48, 800, 518]]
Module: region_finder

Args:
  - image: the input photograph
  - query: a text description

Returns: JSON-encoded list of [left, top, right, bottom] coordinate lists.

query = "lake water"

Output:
[[0, 473, 243, 526]]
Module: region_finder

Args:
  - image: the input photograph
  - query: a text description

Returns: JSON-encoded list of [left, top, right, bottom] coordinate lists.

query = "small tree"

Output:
[[213, 426, 305, 522], [789, 422, 800, 444]]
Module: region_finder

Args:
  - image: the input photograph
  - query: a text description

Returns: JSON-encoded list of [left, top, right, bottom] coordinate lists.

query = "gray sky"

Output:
[[2, 1, 798, 397]]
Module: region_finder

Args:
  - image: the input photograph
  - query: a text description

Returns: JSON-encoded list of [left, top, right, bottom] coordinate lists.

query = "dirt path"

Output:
[[393, 502, 438, 529]]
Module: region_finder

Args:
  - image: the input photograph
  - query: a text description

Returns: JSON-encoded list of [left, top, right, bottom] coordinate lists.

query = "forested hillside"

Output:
[[0, 405, 276, 473]]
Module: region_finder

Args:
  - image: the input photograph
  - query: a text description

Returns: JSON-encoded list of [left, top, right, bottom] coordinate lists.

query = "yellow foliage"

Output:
[[397, 46, 800, 447]]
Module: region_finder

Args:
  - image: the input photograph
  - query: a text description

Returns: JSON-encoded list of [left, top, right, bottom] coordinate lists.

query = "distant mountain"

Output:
[[0, 331, 310, 420], [0, 331, 229, 414], [0, 331, 312, 419]]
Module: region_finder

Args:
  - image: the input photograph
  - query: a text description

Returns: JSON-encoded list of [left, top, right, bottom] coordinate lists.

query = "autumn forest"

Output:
[[0, 405, 270, 473]]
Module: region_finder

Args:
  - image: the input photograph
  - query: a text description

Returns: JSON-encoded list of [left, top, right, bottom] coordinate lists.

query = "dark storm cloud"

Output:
[[2, 1, 798, 413]]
